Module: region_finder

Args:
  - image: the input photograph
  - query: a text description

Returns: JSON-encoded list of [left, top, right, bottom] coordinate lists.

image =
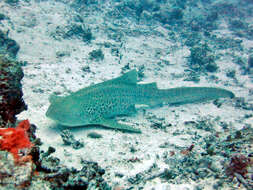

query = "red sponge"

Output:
[[0, 120, 33, 161]]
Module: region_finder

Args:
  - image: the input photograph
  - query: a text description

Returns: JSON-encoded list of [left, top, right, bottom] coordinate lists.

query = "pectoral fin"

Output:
[[91, 118, 141, 133]]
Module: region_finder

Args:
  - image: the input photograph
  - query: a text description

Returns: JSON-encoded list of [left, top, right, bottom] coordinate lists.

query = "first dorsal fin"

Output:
[[113, 69, 138, 85], [73, 69, 138, 97]]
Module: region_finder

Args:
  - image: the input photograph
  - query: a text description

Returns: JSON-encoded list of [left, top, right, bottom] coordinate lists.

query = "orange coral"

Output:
[[0, 119, 33, 162]]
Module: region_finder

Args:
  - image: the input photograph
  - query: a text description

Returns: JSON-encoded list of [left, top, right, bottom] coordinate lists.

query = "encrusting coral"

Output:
[[0, 119, 33, 163], [0, 120, 35, 188]]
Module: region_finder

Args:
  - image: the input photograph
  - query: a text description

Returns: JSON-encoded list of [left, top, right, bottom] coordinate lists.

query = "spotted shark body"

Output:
[[46, 70, 234, 133]]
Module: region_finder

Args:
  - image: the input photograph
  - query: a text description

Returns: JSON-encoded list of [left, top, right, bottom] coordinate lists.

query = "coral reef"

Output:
[[0, 30, 24, 127], [0, 55, 27, 126]]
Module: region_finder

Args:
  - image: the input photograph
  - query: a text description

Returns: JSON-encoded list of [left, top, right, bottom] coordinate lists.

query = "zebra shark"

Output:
[[46, 70, 234, 133]]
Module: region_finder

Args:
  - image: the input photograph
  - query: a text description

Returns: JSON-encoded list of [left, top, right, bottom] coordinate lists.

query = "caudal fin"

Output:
[[158, 87, 234, 105]]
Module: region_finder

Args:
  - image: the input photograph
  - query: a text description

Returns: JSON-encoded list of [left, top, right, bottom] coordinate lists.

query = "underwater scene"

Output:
[[0, 0, 253, 189]]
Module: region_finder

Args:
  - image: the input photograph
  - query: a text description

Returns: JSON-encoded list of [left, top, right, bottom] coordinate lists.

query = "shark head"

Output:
[[46, 94, 88, 126]]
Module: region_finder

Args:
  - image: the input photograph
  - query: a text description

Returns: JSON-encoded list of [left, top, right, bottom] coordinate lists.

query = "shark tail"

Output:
[[156, 87, 234, 105]]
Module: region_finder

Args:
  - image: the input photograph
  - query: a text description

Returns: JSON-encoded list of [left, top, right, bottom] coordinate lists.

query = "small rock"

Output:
[[0, 13, 6, 21], [87, 132, 102, 139], [60, 129, 84, 149], [248, 55, 253, 68], [5, 0, 19, 5], [56, 51, 70, 58], [81, 65, 91, 72], [88, 49, 104, 61], [226, 70, 236, 78], [40, 156, 61, 173]]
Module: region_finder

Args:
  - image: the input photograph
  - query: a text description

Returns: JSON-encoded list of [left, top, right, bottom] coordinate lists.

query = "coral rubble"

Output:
[[0, 150, 34, 188], [60, 129, 84, 149]]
